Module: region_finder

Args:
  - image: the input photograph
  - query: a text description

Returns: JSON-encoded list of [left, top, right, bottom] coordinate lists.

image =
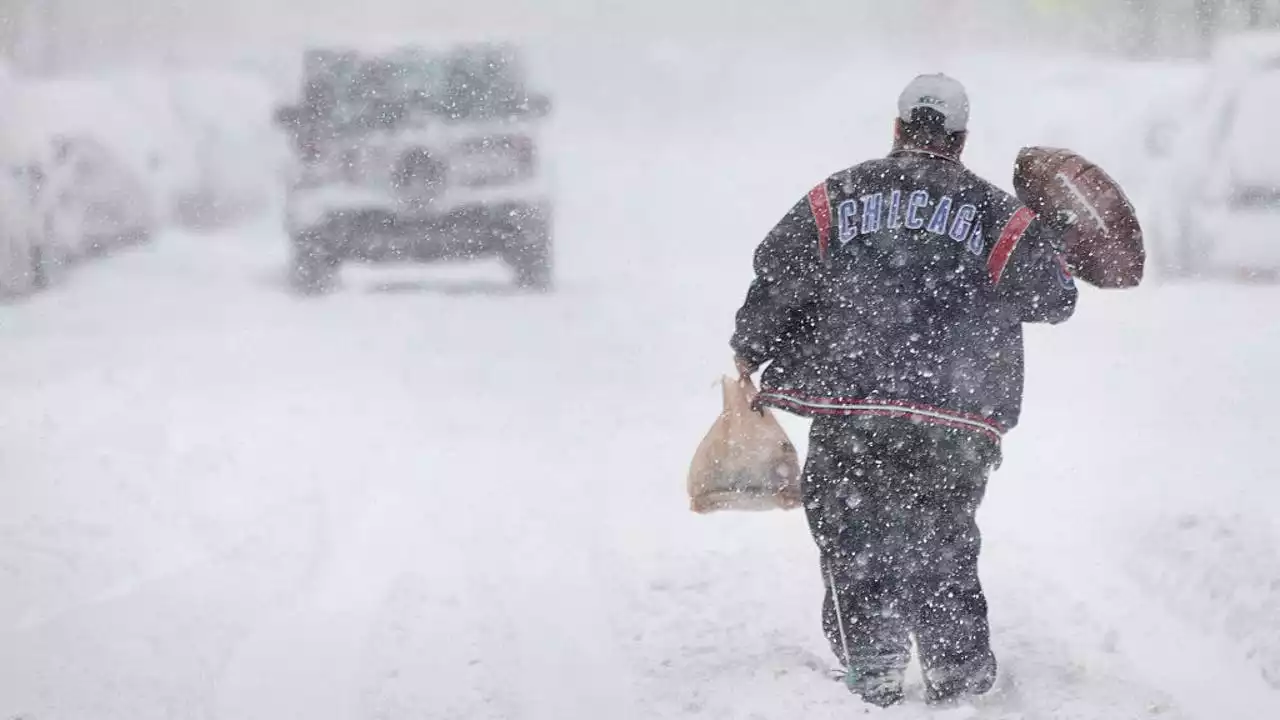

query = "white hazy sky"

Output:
[[10, 0, 1209, 71]]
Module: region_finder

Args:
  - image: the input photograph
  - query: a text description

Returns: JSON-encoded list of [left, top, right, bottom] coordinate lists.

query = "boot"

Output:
[[843, 666, 906, 708], [923, 652, 998, 705]]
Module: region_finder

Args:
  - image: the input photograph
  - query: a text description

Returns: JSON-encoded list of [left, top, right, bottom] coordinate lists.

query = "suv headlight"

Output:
[[450, 135, 534, 187]]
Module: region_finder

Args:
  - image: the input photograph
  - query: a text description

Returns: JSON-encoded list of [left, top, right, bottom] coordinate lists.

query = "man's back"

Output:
[[732, 149, 1077, 439]]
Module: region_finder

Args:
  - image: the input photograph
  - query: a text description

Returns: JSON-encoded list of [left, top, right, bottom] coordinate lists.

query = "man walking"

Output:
[[730, 73, 1078, 707]]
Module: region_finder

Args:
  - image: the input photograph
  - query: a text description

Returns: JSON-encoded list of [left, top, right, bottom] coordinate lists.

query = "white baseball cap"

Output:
[[897, 73, 970, 134]]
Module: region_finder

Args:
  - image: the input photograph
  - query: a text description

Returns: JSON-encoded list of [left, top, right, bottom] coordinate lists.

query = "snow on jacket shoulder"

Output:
[[730, 149, 1078, 442]]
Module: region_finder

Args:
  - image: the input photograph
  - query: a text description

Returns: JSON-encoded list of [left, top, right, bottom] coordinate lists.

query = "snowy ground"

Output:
[[1, 43, 1279, 719]]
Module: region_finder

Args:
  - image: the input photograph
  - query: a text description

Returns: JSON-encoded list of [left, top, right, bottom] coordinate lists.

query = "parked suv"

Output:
[[273, 42, 553, 292]]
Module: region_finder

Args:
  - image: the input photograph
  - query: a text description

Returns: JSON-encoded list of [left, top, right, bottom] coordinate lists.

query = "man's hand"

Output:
[[733, 356, 766, 414]]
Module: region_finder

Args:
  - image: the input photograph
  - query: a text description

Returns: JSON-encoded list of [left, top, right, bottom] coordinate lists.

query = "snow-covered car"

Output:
[[9, 69, 278, 241], [1144, 31, 1280, 281], [39, 134, 156, 258], [10, 77, 162, 260], [273, 42, 554, 293]]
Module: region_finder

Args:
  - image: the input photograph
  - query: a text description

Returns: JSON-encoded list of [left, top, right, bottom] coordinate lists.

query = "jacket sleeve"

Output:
[[986, 206, 1078, 325], [729, 191, 826, 371]]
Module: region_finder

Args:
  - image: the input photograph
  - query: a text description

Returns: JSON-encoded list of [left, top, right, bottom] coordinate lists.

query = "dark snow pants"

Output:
[[802, 416, 1000, 688]]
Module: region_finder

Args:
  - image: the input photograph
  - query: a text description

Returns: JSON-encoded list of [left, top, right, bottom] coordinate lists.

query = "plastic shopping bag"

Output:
[[687, 375, 802, 513]]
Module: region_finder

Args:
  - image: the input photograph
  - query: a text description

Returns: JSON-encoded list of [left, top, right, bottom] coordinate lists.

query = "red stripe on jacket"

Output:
[[987, 207, 1036, 285], [808, 183, 833, 263]]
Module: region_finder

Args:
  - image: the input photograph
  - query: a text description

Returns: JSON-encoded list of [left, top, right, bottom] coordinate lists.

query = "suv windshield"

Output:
[[297, 45, 537, 133]]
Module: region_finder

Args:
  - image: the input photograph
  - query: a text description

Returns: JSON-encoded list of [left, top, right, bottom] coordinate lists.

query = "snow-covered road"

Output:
[[1, 44, 1278, 719]]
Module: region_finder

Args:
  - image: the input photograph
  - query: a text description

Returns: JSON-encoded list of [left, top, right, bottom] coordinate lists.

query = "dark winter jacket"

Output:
[[731, 148, 1078, 444]]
